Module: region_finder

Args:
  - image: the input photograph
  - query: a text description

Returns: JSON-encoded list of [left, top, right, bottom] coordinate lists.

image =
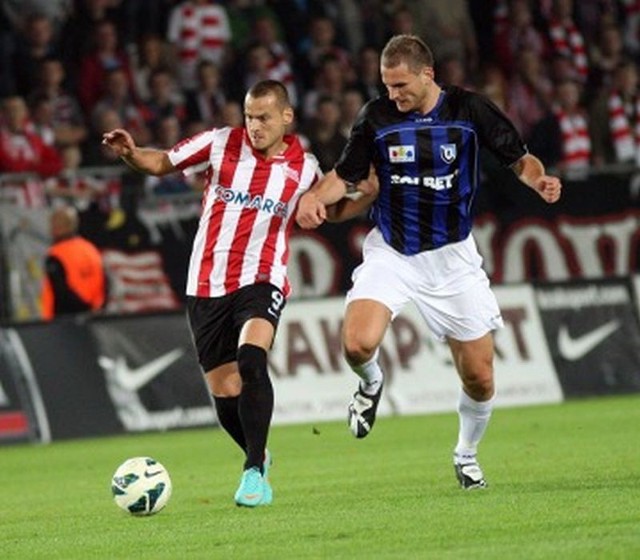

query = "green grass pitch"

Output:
[[2, 394, 639, 559]]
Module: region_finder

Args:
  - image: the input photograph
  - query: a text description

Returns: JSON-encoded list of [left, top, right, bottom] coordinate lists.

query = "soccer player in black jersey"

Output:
[[296, 35, 561, 489]]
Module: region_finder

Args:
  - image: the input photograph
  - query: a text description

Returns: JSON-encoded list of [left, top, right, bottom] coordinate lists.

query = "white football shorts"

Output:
[[346, 228, 504, 341]]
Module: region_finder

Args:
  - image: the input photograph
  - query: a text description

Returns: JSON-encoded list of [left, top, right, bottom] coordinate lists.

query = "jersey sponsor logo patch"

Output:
[[440, 143, 457, 163], [214, 186, 288, 217], [388, 145, 416, 163], [390, 171, 457, 190]]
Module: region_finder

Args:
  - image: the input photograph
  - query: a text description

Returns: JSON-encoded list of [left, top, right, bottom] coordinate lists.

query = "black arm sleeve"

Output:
[[468, 92, 527, 167], [45, 255, 92, 315], [334, 102, 376, 183]]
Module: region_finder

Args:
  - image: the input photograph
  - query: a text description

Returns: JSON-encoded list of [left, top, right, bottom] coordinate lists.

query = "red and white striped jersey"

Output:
[[168, 127, 321, 298], [167, 2, 231, 89]]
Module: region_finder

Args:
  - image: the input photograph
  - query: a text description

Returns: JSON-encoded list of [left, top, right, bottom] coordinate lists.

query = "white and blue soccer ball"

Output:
[[111, 457, 172, 516]]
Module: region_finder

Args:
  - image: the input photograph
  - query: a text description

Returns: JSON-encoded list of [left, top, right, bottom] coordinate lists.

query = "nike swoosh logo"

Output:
[[98, 348, 185, 391], [144, 470, 163, 478], [557, 320, 620, 361]]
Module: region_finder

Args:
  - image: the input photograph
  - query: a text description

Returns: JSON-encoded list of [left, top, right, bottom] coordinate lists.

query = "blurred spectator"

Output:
[[620, 0, 640, 59], [387, 6, 416, 37], [251, 14, 297, 105], [59, 0, 121, 86], [144, 115, 193, 196], [529, 79, 592, 172], [28, 57, 88, 168], [297, 15, 353, 89], [303, 95, 347, 172], [221, 100, 243, 128], [589, 21, 628, 93], [0, 95, 63, 176], [27, 96, 56, 148], [129, 33, 176, 102], [41, 204, 106, 320], [333, 0, 365, 55], [477, 64, 515, 120], [30, 95, 82, 170], [243, 42, 298, 108], [117, 0, 171, 49], [265, 0, 311, 56], [83, 107, 126, 166], [167, 0, 232, 91], [545, 0, 589, 83], [352, 45, 385, 102], [12, 13, 60, 98], [302, 54, 349, 121], [141, 69, 186, 134], [493, 0, 548, 77], [437, 55, 474, 89], [589, 59, 640, 167], [0, 4, 17, 96], [184, 59, 227, 129], [1, 0, 72, 34], [339, 88, 365, 138], [507, 48, 553, 140], [91, 68, 150, 148], [77, 19, 134, 115], [418, 0, 479, 74]]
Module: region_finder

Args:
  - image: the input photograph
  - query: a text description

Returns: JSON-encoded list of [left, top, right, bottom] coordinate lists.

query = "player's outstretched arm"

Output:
[[102, 128, 175, 176], [512, 153, 562, 204]]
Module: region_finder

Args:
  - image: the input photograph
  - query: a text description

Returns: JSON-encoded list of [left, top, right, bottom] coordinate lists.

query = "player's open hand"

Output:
[[102, 128, 136, 158], [533, 175, 562, 203], [296, 191, 327, 229]]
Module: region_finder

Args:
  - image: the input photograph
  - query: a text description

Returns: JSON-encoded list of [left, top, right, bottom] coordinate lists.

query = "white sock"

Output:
[[454, 390, 495, 463], [351, 350, 383, 396]]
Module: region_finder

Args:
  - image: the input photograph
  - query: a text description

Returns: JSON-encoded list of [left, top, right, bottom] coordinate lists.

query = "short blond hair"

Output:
[[381, 35, 434, 73]]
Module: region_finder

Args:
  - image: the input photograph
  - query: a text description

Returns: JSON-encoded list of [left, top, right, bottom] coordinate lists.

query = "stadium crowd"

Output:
[[1, 0, 640, 184]]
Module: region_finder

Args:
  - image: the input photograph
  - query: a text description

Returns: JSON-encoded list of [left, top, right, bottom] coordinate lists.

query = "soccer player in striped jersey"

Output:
[[297, 35, 562, 489], [103, 80, 322, 507]]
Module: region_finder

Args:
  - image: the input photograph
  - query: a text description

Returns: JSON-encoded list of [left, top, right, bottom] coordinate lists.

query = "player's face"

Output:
[[381, 62, 433, 113], [244, 93, 293, 158]]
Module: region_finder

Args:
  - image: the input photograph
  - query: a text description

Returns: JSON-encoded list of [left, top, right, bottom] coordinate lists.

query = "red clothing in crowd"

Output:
[[0, 126, 63, 176]]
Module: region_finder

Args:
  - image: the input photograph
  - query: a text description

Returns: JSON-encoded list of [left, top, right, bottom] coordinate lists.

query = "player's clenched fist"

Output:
[[533, 175, 562, 204], [102, 128, 136, 158], [296, 191, 327, 229]]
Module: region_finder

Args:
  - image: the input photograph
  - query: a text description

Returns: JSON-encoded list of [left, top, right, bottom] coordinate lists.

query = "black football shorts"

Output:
[[186, 283, 286, 372]]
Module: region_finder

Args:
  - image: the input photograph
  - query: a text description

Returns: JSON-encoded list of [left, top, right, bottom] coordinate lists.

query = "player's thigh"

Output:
[[239, 317, 275, 351], [233, 283, 285, 350], [343, 298, 392, 356]]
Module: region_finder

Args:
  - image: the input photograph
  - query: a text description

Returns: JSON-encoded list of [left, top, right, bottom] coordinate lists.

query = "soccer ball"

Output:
[[111, 456, 172, 516]]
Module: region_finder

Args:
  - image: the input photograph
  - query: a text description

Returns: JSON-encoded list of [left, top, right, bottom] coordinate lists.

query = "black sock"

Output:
[[213, 395, 246, 453], [237, 343, 273, 473]]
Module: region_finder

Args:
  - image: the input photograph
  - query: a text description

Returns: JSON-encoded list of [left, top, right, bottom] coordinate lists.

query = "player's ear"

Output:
[[282, 106, 294, 126], [423, 66, 434, 82]]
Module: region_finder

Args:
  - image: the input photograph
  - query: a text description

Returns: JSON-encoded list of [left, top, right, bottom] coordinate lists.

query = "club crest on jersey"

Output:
[[440, 143, 457, 163], [281, 163, 300, 184], [389, 145, 415, 163]]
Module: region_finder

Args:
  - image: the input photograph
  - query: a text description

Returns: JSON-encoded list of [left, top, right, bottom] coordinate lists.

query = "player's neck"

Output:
[[417, 84, 443, 115], [262, 139, 288, 159]]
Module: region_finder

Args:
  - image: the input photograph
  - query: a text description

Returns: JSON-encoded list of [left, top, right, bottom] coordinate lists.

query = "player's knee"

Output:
[[343, 336, 377, 366], [237, 343, 268, 385], [462, 370, 494, 400]]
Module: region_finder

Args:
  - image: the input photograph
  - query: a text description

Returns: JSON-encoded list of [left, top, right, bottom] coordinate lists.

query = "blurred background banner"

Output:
[[90, 312, 215, 432], [8, 277, 640, 444], [536, 279, 640, 397], [4, 166, 640, 323]]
